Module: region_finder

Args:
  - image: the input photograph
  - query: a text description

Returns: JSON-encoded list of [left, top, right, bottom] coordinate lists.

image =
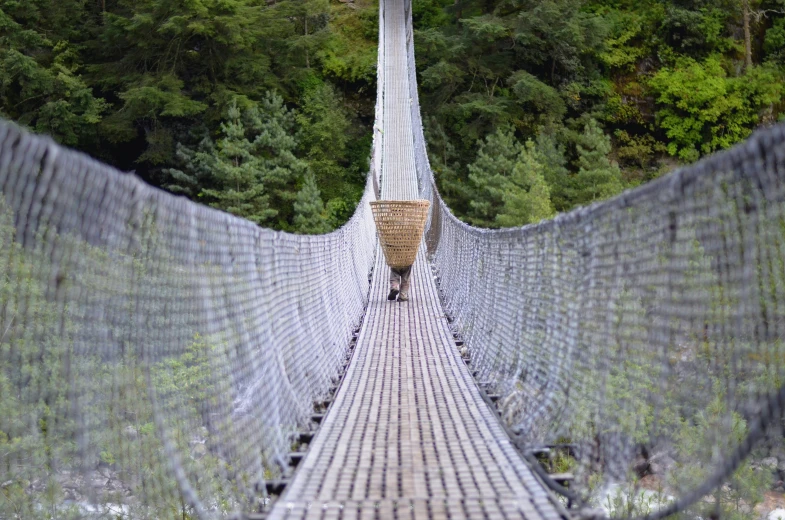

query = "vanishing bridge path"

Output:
[[267, 0, 564, 517], [1, 0, 785, 517]]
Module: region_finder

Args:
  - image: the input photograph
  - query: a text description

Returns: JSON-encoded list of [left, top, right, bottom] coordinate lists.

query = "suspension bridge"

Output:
[[1, 0, 785, 518]]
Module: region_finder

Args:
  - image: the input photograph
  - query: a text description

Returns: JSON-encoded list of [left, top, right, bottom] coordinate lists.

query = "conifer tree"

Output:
[[195, 101, 277, 225], [248, 92, 309, 226], [535, 132, 572, 212], [495, 140, 555, 228], [293, 172, 330, 234], [466, 126, 522, 227], [569, 119, 623, 206], [296, 83, 351, 202], [166, 94, 308, 227]]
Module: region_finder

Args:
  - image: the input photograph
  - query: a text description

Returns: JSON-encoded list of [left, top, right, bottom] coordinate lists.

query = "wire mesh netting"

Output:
[[404, 3, 785, 516], [1, 0, 785, 516], [0, 118, 378, 517]]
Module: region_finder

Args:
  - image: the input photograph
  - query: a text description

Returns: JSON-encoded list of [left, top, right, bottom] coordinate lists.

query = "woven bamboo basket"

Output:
[[370, 199, 431, 269]]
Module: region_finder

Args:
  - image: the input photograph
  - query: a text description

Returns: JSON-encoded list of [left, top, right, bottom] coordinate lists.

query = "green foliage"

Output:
[[1, 0, 377, 233], [649, 56, 784, 161], [569, 118, 623, 205], [495, 141, 555, 228], [672, 391, 770, 520], [466, 126, 554, 227], [466, 126, 523, 227], [293, 171, 330, 234], [765, 17, 785, 63], [417, 0, 785, 226], [167, 94, 307, 227], [508, 71, 566, 124], [296, 80, 365, 228], [319, 0, 379, 84], [0, 3, 107, 148]]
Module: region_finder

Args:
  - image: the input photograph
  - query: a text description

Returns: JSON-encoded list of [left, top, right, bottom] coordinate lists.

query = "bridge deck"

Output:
[[267, 0, 564, 518]]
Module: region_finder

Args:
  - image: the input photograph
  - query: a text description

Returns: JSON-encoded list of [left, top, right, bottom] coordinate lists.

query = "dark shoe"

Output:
[[387, 288, 399, 301]]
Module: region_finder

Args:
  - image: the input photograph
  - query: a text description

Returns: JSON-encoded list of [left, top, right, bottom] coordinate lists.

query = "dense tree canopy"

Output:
[[416, 0, 785, 225], [0, 0, 377, 233], [1, 0, 784, 231]]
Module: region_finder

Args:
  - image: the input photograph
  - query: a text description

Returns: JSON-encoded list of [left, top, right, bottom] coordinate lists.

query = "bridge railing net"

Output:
[[405, 1, 785, 515], [0, 3, 388, 515], [0, 121, 378, 517]]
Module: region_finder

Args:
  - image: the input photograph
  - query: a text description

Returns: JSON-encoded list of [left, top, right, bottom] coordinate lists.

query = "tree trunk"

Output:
[[305, 17, 310, 69], [743, 0, 753, 70]]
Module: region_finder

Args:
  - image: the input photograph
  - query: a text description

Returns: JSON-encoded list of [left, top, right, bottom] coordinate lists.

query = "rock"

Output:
[[768, 509, 785, 520], [123, 425, 138, 439], [778, 459, 785, 472], [91, 477, 109, 488], [762, 457, 779, 469]]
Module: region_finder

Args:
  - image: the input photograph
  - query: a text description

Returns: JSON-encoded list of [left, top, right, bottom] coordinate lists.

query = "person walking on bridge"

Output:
[[388, 266, 412, 302], [370, 199, 430, 304]]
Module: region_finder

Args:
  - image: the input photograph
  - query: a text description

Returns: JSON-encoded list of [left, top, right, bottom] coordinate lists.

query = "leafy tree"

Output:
[[509, 0, 609, 82], [0, 2, 107, 148], [649, 57, 783, 161], [95, 0, 282, 150], [319, 0, 379, 84], [765, 16, 785, 63]]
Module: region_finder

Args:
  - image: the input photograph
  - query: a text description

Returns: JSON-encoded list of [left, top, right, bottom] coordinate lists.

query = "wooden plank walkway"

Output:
[[266, 0, 566, 517]]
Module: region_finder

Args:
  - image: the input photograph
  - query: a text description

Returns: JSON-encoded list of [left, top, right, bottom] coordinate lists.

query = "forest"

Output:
[[2, 0, 785, 229]]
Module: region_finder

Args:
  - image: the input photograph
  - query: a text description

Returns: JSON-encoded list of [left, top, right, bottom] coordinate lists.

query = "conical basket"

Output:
[[370, 200, 431, 269]]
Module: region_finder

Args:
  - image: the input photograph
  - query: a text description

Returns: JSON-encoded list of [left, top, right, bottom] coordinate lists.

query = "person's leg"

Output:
[[388, 268, 400, 300], [397, 265, 412, 301]]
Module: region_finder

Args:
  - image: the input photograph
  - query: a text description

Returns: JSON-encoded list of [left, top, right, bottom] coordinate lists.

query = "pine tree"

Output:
[[466, 126, 522, 227], [296, 82, 351, 202], [248, 91, 309, 226], [166, 94, 308, 227], [535, 131, 572, 212], [495, 140, 555, 228], [293, 172, 330, 234], [198, 102, 277, 225], [570, 119, 623, 206]]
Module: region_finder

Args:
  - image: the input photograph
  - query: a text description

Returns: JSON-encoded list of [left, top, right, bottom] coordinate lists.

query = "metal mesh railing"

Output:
[[405, 0, 785, 514], [2, 0, 785, 515], [0, 120, 379, 519]]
